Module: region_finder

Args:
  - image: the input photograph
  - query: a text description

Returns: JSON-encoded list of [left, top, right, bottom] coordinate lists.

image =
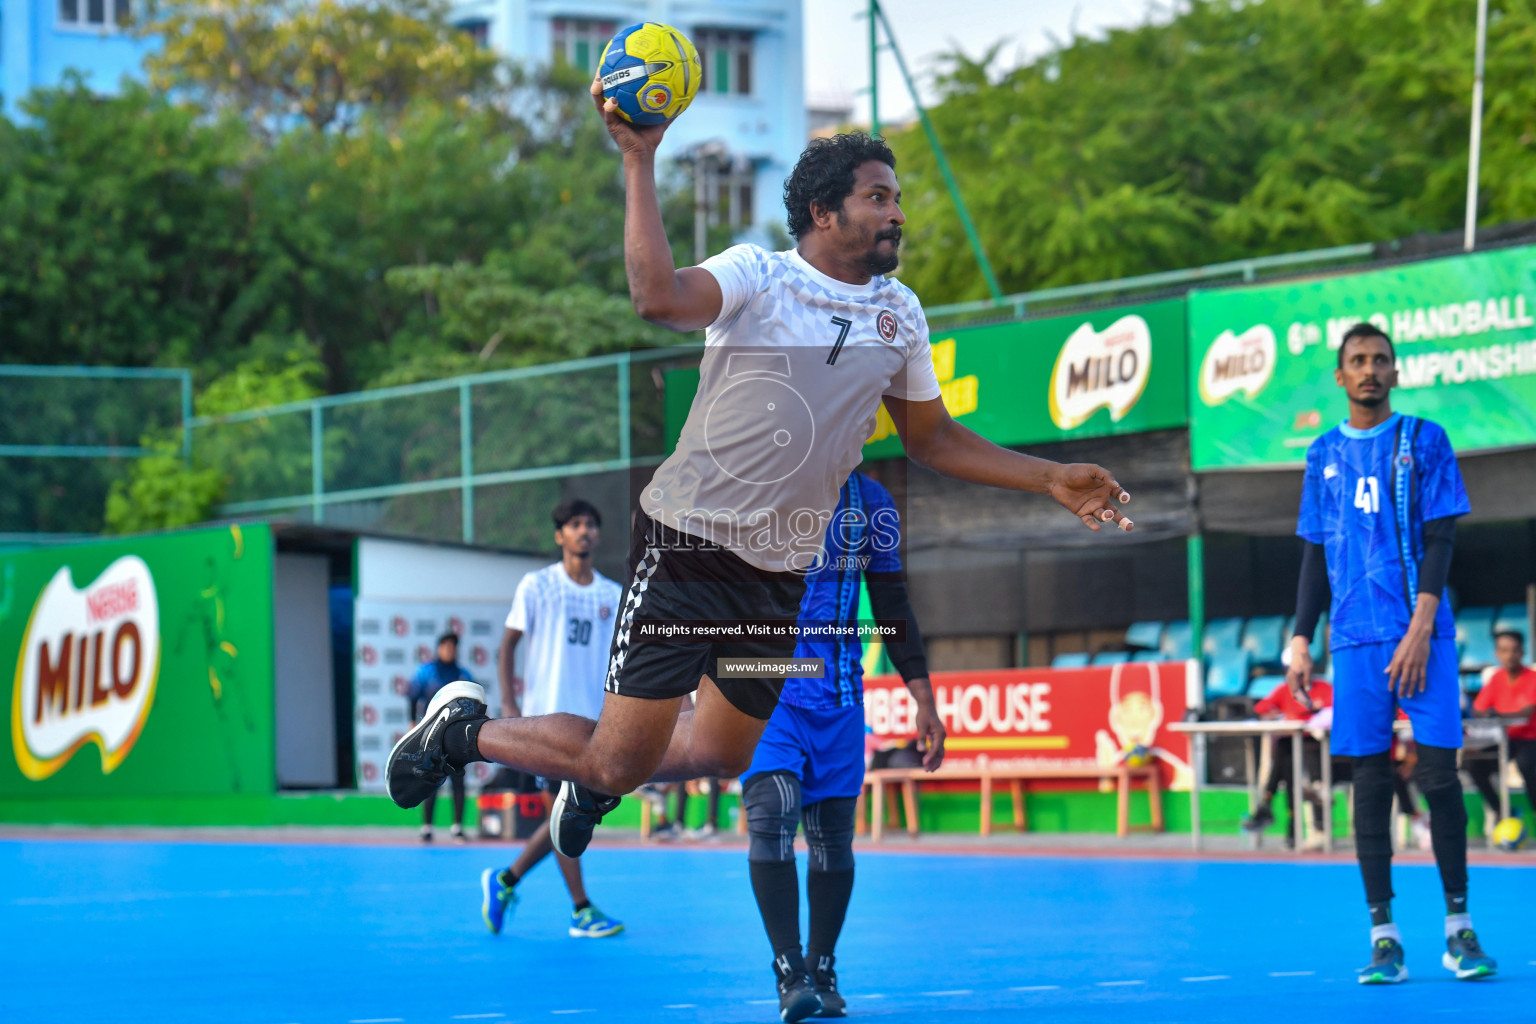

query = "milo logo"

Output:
[[1199, 325, 1276, 405], [1049, 315, 1152, 430], [11, 556, 160, 780]]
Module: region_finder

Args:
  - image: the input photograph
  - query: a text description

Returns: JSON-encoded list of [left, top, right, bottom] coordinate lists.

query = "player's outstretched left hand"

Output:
[[1049, 463, 1132, 533]]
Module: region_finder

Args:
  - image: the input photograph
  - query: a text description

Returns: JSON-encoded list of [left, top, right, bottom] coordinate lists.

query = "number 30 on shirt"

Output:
[[1354, 475, 1381, 514]]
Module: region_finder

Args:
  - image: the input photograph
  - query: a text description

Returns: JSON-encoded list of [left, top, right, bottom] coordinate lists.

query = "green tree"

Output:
[[891, 0, 1536, 305], [139, 0, 501, 134]]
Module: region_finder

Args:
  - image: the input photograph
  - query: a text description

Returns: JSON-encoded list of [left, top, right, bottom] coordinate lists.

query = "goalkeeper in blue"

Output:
[[741, 471, 943, 1021], [1287, 322, 1495, 984]]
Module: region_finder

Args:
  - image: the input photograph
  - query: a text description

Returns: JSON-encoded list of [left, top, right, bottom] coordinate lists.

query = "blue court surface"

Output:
[[4, 838, 1531, 1024]]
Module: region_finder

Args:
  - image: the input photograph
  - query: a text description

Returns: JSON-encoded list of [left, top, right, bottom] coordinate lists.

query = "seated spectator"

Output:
[[1466, 631, 1536, 829], [1244, 677, 1332, 849]]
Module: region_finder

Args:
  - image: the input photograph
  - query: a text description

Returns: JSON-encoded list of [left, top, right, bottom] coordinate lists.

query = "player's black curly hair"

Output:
[[552, 498, 601, 529], [783, 132, 896, 240]]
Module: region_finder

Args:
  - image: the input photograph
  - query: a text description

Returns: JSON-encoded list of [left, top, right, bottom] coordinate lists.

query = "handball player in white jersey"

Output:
[[479, 499, 625, 939], [386, 76, 1135, 872]]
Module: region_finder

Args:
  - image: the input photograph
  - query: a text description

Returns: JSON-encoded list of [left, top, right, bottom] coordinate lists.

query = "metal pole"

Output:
[[875, 3, 1004, 301], [310, 405, 324, 524], [869, 0, 879, 138], [617, 354, 631, 464], [1464, 0, 1489, 252], [460, 381, 474, 544], [694, 157, 708, 266], [179, 371, 193, 460], [1187, 533, 1205, 659]]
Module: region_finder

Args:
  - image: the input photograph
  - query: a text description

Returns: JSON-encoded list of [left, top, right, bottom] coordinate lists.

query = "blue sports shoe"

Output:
[[1442, 929, 1497, 980], [481, 868, 517, 935], [569, 904, 624, 938], [1357, 937, 1408, 985]]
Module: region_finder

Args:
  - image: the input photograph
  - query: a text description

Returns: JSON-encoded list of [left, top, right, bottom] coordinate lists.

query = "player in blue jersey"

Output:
[[1287, 322, 1496, 984], [740, 471, 943, 1021]]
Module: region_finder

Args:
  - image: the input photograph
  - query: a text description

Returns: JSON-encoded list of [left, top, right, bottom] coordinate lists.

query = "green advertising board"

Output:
[[1188, 245, 1536, 469], [664, 299, 1188, 457], [1, 524, 275, 799]]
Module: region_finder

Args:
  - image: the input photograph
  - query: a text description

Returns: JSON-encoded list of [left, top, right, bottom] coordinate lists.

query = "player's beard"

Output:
[[865, 230, 901, 275]]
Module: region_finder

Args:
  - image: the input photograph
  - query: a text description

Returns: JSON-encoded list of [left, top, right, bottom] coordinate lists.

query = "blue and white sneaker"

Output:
[[481, 868, 517, 935], [1443, 929, 1497, 980], [569, 904, 624, 938], [1357, 937, 1408, 985]]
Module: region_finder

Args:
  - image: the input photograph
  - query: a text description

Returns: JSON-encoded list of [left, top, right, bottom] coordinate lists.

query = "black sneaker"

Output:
[[773, 952, 821, 1023], [1242, 803, 1275, 833], [809, 953, 845, 1018], [549, 780, 621, 858], [385, 681, 487, 809]]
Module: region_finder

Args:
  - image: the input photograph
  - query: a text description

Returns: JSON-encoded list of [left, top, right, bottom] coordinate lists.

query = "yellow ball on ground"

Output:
[[1492, 816, 1527, 851]]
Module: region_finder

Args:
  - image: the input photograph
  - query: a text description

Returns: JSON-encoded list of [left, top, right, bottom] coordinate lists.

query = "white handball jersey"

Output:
[[506, 564, 623, 720], [641, 245, 942, 572]]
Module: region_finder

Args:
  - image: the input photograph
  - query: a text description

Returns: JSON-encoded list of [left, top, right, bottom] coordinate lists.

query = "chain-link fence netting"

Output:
[[192, 409, 314, 507]]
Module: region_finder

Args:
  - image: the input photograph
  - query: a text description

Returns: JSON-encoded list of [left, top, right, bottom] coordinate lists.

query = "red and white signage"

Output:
[[863, 661, 1197, 790]]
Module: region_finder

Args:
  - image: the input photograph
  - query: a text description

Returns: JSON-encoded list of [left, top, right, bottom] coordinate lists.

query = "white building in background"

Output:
[[449, 0, 806, 236]]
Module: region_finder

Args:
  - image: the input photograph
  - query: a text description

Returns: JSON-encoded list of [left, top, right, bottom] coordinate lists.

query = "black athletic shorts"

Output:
[[604, 509, 807, 720]]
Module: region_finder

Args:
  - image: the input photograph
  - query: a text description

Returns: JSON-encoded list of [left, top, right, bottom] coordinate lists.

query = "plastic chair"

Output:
[[1051, 651, 1090, 669], [1241, 615, 1286, 664], [1124, 620, 1164, 651], [1092, 650, 1131, 665], [1205, 649, 1253, 700], [1161, 620, 1193, 660], [1493, 605, 1529, 641], [1460, 672, 1484, 696], [1249, 674, 1287, 702], [1457, 607, 1498, 670], [1281, 613, 1328, 663], [1203, 617, 1244, 656], [1132, 649, 1163, 663]]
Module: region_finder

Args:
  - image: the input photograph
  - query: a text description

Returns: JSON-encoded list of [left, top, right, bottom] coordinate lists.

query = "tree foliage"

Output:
[[891, 0, 1536, 303], [139, 0, 501, 134]]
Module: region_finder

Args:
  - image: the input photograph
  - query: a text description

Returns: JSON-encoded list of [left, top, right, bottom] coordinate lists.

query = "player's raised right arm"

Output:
[[592, 75, 722, 332]]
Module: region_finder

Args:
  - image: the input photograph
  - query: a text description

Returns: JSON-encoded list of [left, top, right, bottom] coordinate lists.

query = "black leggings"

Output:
[[423, 772, 467, 827], [1262, 736, 1325, 834], [1353, 745, 1467, 905], [1465, 738, 1536, 816]]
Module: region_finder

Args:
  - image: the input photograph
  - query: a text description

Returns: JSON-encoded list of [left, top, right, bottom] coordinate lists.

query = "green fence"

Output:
[[0, 365, 191, 539], [186, 348, 698, 548]]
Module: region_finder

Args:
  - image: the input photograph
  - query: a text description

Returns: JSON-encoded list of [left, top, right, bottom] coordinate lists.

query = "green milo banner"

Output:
[[1189, 245, 1536, 469], [665, 299, 1187, 456], [1, 524, 275, 799]]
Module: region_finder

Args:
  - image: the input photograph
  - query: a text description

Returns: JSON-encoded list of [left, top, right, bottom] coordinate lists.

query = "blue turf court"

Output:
[[3, 838, 1531, 1024]]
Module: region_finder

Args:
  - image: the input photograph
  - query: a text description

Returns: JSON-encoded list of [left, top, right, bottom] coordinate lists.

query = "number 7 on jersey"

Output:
[[826, 316, 853, 365]]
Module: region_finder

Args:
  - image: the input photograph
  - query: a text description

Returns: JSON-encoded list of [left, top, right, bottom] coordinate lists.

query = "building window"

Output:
[[457, 19, 489, 48], [551, 18, 617, 73], [695, 28, 753, 96], [59, 0, 130, 29], [700, 159, 756, 228]]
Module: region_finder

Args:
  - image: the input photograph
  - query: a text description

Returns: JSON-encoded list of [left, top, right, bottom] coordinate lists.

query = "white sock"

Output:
[[1371, 923, 1401, 944], [1445, 912, 1472, 938]]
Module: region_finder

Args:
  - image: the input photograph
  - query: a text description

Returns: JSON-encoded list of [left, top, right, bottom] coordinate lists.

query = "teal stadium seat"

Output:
[[1092, 650, 1131, 665], [1132, 649, 1163, 662], [1203, 617, 1244, 656], [1161, 620, 1193, 660], [1249, 674, 1287, 702], [1124, 620, 1164, 651], [1205, 649, 1253, 699], [1456, 607, 1498, 670], [1460, 672, 1484, 696], [1241, 615, 1286, 664], [1493, 605, 1529, 642], [1051, 651, 1091, 668]]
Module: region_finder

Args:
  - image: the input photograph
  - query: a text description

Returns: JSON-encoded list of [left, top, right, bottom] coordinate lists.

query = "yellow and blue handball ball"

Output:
[[1492, 816, 1527, 852], [599, 22, 702, 126], [1123, 744, 1152, 769]]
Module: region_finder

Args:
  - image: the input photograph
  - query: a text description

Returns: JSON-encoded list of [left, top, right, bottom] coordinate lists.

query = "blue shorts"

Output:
[[1331, 637, 1461, 756], [744, 702, 866, 805]]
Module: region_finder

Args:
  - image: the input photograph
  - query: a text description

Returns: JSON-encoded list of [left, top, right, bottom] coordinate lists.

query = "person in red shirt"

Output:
[[1466, 631, 1536, 825], [1243, 678, 1333, 848]]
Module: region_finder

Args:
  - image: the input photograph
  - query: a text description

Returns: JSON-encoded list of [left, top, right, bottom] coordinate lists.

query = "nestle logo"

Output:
[[86, 579, 138, 623]]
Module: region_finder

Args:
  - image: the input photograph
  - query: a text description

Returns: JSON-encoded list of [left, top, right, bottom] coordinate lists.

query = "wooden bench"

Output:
[[856, 764, 1164, 842]]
